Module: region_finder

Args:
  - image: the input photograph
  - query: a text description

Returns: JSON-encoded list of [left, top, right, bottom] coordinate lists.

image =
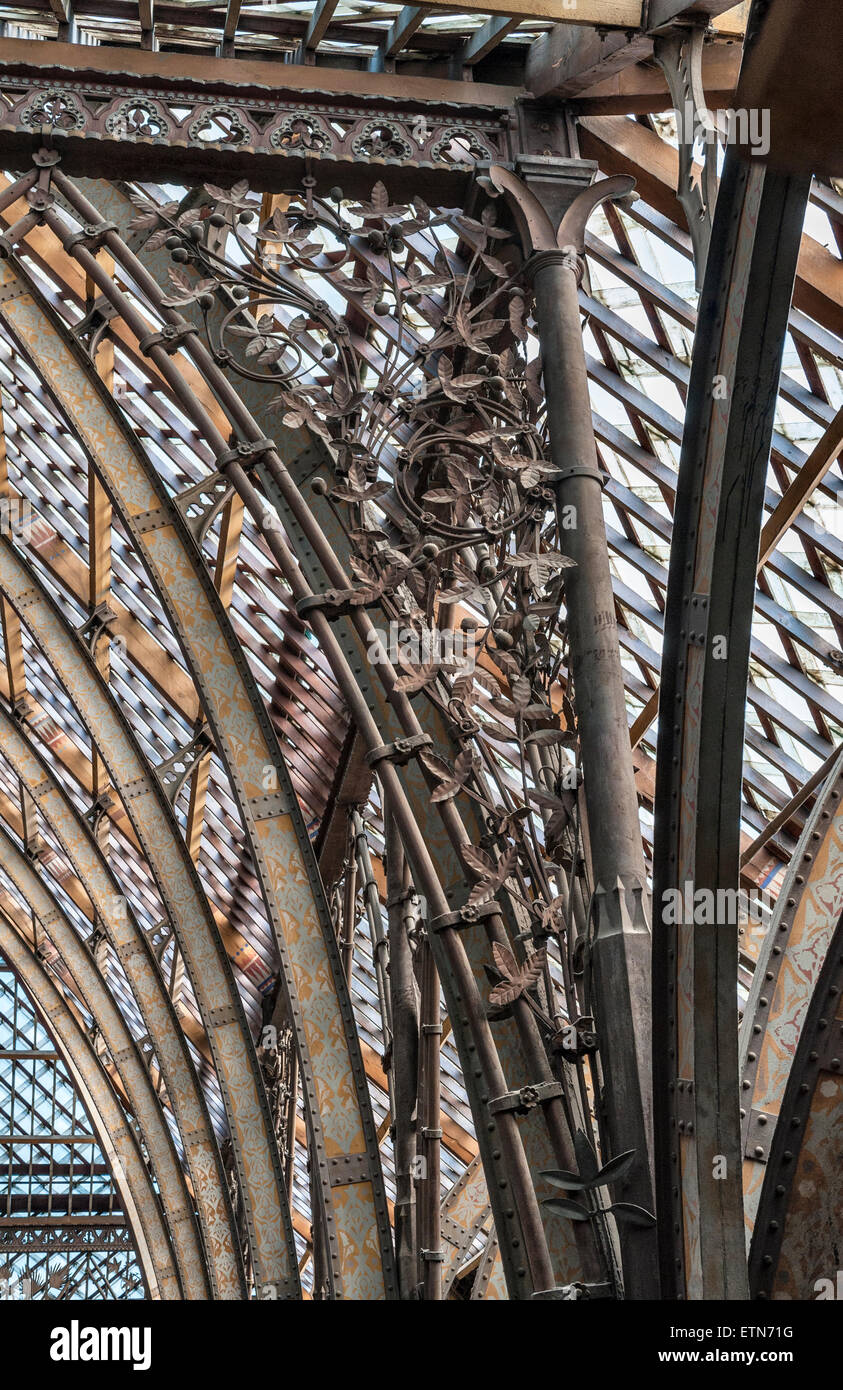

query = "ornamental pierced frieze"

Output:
[[430, 126, 495, 165], [0, 78, 509, 172], [18, 88, 86, 132], [269, 113, 333, 155], [104, 98, 170, 142], [351, 119, 414, 162], [188, 104, 254, 148]]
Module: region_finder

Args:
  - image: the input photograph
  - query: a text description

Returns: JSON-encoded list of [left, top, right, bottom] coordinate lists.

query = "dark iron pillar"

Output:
[[488, 162, 660, 1298]]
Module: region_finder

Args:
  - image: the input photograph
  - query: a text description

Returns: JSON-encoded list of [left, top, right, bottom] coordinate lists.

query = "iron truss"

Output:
[[0, 0, 837, 1303]]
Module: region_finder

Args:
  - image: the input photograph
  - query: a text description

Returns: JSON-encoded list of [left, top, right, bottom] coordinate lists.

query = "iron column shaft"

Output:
[[530, 248, 659, 1298]]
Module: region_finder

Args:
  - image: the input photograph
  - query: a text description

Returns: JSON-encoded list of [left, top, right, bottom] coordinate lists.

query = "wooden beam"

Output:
[[369, 6, 431, 70], [219, 0, 243, 54], [735, 0, 843, 177], [526, 0, 740, 98], [578, 115, 843, 339], [759, 404, 843, 568], [458, 15, 521, 67], [300, 0, 341, 55], [574, 41, 740, 113]]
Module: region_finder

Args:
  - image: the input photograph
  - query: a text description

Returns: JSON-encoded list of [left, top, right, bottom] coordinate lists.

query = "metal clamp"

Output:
[[296, 588, 356, 621], [744, 1107, 776, 1162], [138, 322, 198, 355], [488, 1081, 564, 1116], [420, 1248, 444, 1263], [429, 900, 497, 933], [556, 463, 609, 486], [365, 734, 433, 768], [217, 437, 275, 472], [63, 221, 117, 254]]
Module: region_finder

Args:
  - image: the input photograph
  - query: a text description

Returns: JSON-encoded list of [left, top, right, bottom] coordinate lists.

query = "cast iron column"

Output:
[[486, 161, 661, 1296], [530, 244, 658, 1297]]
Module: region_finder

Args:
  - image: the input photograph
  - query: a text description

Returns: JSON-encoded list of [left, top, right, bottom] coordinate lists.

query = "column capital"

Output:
[[480, 164, 637, 261]]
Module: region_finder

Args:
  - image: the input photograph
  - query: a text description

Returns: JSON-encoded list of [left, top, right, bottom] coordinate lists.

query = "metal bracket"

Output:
[[674, 1076, 695, 1131], [296, 588, 358, 621], [816, 1012, 843, 1072], [249, 790, 295, 821], [550, 1015, 598, 1059], [144, 918, 173, 965], [327, 1152, 371, 1187], [155, 728, 213, 806], [84, 789, 115, 837], [171, 471, 234, 546], [488, 1081, 564, 1116], [206, 1004, 240, 1030], [365, 734, 433, 768], [686, 592, 709, 649], [744, 1107, 776, 1162], [76, 602, 118, 655], [420, 1248, 445, 1263], [62, 220, 117, 254], [652, 22, 718, 291], [9, 696, 32, 725]]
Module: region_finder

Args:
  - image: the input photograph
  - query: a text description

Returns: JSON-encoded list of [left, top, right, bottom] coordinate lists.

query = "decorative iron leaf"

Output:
[[606, 1203, 657, 1229], [542, 1197, 591, 1222]]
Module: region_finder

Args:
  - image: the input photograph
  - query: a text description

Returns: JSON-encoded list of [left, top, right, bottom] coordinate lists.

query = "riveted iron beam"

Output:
[[652, 75, 809, 1297]]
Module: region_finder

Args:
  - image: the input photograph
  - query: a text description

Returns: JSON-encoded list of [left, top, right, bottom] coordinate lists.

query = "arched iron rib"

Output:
[[652, 141, 810, 1298], [740, 749, 843, 1286], [0, 691, 245, 1299], [748, 903, 843, 1299], [0, 250, 394, 1299], [0, 912, 179, 1301], [0, 817, 210, 1298]]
